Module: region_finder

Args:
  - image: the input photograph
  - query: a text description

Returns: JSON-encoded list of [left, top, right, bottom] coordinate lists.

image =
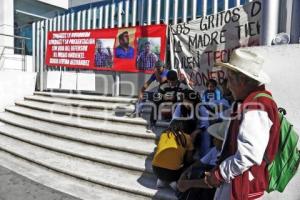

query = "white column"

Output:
[[212, 0, 218, 14], [53, 17, 57, 31], [202, 0, 207, 17], [147, 0, 152, 25], [125, 0, 130, 27], [32, 22, 36, 72], [49, 18, 53, 31], [110, 3, 115, 28], [261, 0, 280, 45], [99, 6, 104, 28], [173, 0, 178, 25], [40, 21, 45, 91], [156, 0, 161, 24], [87, 8, 92, 29], [92, 7, 97, 29], [0, 0, 14, 53], [132, 0, 137, 26], [182, 0, 188, 23], [66, 13, 70, 30], [61, 14, 66, 31], [192, 0, 197, 20], [164, 0, 170, 25], [224, 0, 229, 10], [139, 0, 145, 25], [71, 12, 75, 30], [118, 1, 123, 27], [77, 11, 81, 30], [104, 5, 109, 28], [57, 15, 61, 31], [82, 9, 87, 29]]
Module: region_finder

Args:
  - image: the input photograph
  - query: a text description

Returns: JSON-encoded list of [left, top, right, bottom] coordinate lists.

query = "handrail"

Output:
[[0, 33, 30, 71], [0, 33, 30, 40]]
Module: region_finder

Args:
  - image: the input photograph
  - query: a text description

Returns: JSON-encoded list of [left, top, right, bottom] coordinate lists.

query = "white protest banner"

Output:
[[170, 1, 262, 91]]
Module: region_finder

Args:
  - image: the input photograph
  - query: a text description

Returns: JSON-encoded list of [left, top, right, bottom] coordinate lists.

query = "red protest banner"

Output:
[[45, 24, 167, 74]]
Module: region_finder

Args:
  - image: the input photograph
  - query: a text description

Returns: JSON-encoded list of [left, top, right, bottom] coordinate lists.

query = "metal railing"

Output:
[[0, 33, 30, 71]]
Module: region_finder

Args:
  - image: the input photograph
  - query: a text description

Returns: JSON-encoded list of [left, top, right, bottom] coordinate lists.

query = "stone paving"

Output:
[[0, 165, 79, 200]]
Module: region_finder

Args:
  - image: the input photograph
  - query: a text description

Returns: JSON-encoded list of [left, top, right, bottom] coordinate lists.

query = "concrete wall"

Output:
[[44, 70, 153, 97], [0, 71, 36, 112], [0, 54, 33, 72], [244, 44, 300, 200], [0, 0, 14, 50]]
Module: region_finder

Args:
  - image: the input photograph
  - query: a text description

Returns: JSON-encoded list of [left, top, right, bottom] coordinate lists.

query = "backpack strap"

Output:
[[253, 93, 276, 165], [253, 93, 273, 100]]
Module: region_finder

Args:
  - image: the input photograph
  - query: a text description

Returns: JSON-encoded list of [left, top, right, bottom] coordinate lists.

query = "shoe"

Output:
[[156, 179, 168, 188], [169, 181, 177, 191]]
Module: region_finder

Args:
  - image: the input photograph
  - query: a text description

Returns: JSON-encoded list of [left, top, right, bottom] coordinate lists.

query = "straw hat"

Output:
[[207, 121, 229, 141], [215, 49, 270, 84]]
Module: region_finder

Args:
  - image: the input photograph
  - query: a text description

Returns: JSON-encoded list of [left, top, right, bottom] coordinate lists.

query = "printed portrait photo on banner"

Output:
[[136, 37, 161, 70], [94, 39, 114, 68], [115, 28, 135, 59]]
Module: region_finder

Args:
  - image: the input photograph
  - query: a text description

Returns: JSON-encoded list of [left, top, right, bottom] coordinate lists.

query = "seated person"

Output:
[[191, 81, 230, 158], [172, 89, 201, 134], [201, 79, 222, 103], [127, 60, 168, 118], [152, 119, 194, 190], [151, 70, 189, 126], [177, 121, 228, 200]]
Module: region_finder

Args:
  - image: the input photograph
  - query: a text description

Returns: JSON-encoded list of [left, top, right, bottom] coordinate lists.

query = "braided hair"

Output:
[[166, 120, 187, 147]]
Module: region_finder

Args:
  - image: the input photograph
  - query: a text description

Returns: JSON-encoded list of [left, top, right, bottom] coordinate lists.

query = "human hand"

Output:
[[204, 169, 223, 188]]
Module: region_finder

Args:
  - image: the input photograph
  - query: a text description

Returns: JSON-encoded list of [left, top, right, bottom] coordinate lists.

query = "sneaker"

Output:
[[156, 179, 168, 188], [169, 181, 177, 191]]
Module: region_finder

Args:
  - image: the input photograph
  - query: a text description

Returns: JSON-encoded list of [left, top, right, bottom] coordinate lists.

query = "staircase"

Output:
[[0, 91, 175, 200]]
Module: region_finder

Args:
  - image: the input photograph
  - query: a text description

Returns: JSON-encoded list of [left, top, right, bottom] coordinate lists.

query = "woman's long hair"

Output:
[[166, 120, 187, 147]]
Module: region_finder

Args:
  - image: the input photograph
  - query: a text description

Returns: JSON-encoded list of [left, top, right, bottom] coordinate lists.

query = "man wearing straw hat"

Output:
[[204, 49, 280, 200]]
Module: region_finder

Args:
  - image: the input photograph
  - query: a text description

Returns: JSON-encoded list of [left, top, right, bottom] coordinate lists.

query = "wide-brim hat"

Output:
[[207, 121, 229, 141], [215, 49, 270, 84]]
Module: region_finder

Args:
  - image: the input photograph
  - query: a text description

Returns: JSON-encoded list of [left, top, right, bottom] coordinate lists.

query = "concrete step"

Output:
[[34, 91, 137, 104], [30, 93, 170, 128], [0, 112, 155, 156], [0, 134, 176, 200], [16, 99, 149, 126], [0, 150, 151, 200], [25, 95, 135, 111], [5, 106, 160, 139], [0, 123, 153, 173]]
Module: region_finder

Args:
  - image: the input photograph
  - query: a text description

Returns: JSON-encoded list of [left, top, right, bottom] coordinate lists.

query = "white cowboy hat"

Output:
[[207, 121, 228, 141], [215, 49, 270, 84]]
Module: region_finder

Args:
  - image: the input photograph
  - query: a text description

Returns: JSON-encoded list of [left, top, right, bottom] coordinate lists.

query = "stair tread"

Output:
[[5, 106, 158, 139], [34, 91, 137, 103], [0, 150, 150, 200], [0, 112, 155, 155], [16, 99, 148, 125], [0, 123, 153, 173], [26, 95, 135, 111], [0, 134, 176, 199]]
